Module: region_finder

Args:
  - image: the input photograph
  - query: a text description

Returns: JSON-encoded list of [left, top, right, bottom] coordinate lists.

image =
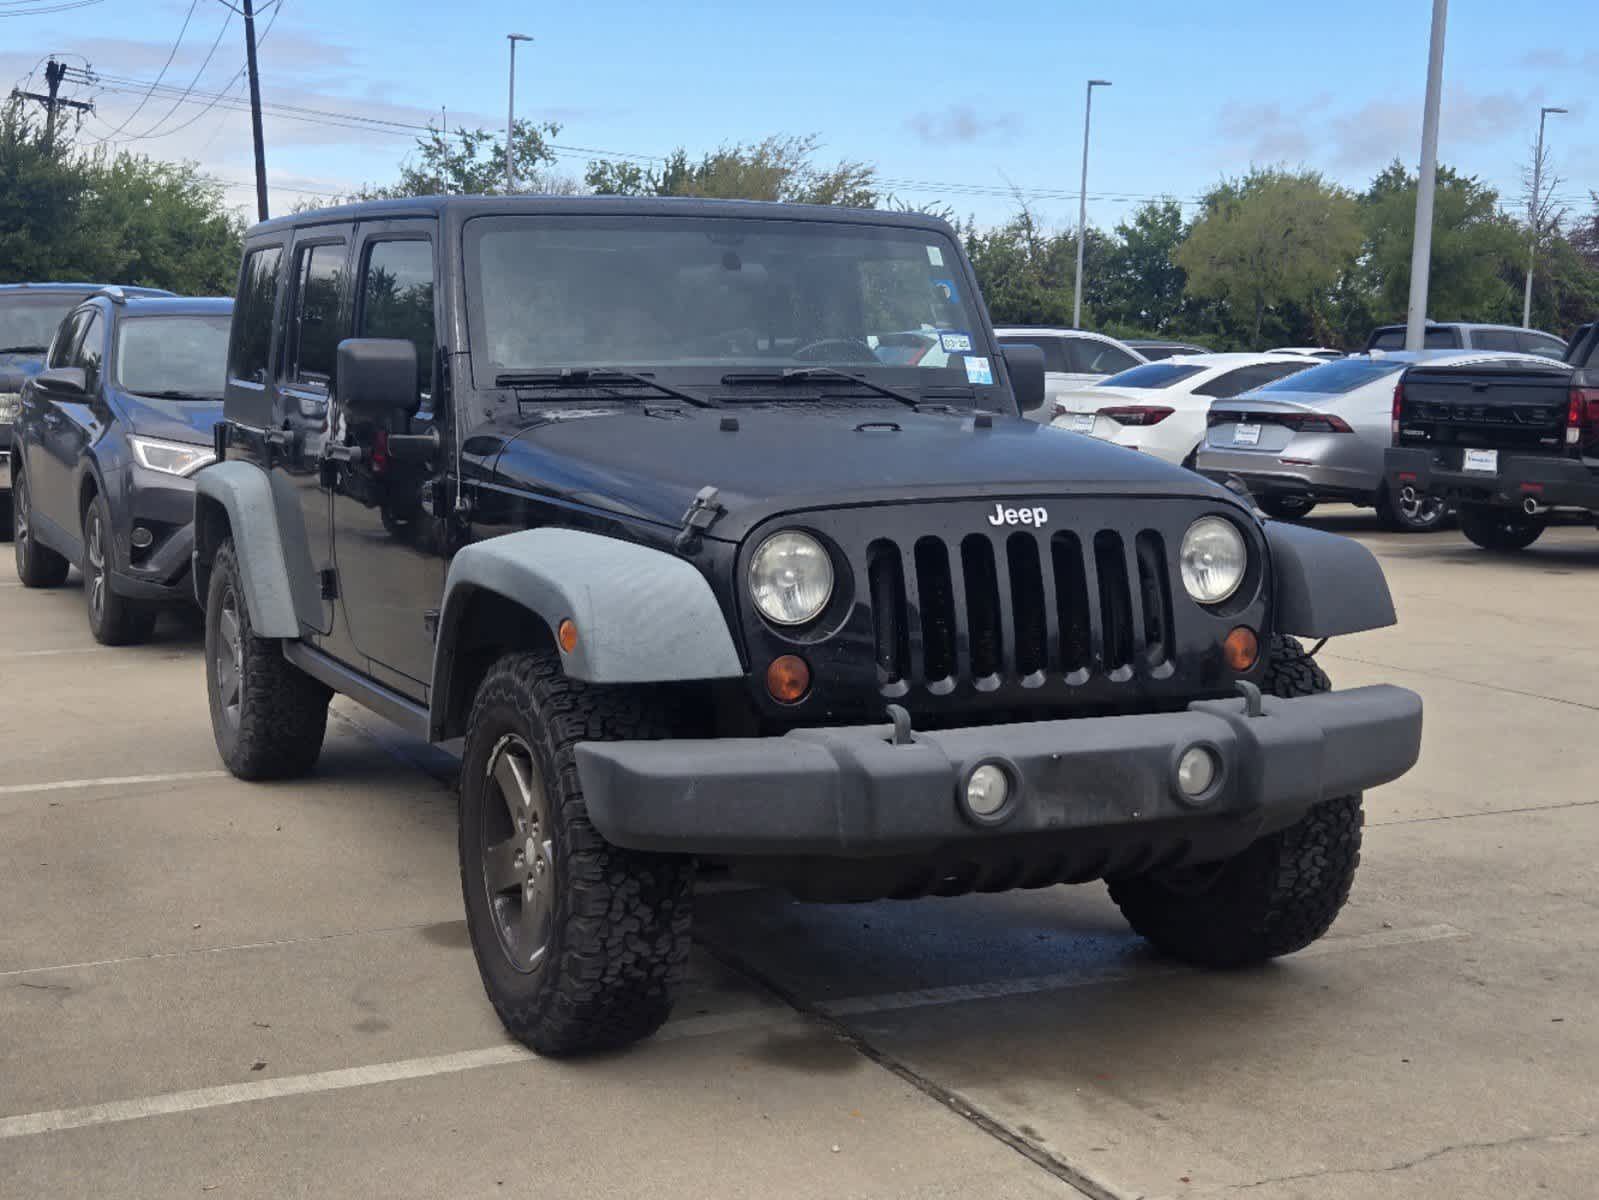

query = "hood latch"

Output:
[[674, 485, 725, 554]]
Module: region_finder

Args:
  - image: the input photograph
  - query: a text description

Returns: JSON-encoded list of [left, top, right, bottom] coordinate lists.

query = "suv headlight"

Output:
[[128, 435, 216, 478], [0, 391, 20, 422], [749, 530, 833, 626], [1179, 517, 1247, 604]]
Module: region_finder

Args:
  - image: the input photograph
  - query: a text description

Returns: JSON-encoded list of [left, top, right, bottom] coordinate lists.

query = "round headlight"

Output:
[[1180, 517, 1247, 604], [749, 531, 834, 626]]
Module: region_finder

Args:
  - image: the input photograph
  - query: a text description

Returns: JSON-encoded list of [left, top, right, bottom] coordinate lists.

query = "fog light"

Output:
[[766, 654, 810, 703], [1177, 746, 1219, 798], [965, 763, 1010, 818], [130, 525, 154, 549], [1224, 625, 1259, 671]]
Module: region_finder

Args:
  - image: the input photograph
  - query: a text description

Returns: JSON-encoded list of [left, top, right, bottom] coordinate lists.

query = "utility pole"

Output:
[[506, 33, 533, 193], [1404, 0, 1447, 353], [242, 0, 270, 222], [11, 59, 93, 151], [1073, 79, 1111, 329], [1523, 105, 1568, 329]]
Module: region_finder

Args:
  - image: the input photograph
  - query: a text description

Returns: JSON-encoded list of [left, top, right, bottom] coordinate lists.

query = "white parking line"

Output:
[[0, 646, 102, 659], [0, 770, 227, 797]]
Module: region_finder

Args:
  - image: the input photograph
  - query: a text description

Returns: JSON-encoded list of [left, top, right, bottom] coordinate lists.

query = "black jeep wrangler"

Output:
[[195, 195, 1421, 1055]]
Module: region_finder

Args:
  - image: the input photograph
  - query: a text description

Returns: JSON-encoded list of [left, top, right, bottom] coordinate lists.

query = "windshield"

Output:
[[114, 315, 231, 398], [1258, 357, 1404, 395], [1097, 362, 1206, 389], [0, 294, 92, 354], [464, 216, 990, 389]]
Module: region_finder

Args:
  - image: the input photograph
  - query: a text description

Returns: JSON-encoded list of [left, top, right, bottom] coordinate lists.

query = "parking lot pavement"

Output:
[[4, 509, 1599, 1198]]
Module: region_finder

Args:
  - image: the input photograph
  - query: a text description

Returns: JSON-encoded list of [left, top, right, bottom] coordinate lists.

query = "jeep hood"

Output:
[[489, 404, 1238, 541]]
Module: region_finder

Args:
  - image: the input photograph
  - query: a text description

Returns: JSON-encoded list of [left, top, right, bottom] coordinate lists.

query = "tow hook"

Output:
[[1235, 680, 1265, 718], [674, 485, 725, 553], [886, 703, 914, 745]]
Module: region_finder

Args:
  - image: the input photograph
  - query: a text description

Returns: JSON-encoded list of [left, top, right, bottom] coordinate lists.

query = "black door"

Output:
[[329, 221, 446, 698], [30, 308, 105, 552]]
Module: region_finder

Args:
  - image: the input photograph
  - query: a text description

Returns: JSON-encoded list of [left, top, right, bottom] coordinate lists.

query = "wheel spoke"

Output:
[[517, 884, 548, 966], [216, 657, 240, 707], [484, 835, 524, 894], [218, 607, 239, 650], [493, 750, 533, 826]]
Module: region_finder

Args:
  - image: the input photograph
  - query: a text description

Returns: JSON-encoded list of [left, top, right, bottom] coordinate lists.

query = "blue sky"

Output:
[[4, 0, 1594, 232]]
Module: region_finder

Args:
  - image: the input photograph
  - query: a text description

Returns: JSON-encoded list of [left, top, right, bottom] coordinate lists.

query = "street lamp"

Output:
[[506, 33, 533, 193], [1073, 79, 1111, 329], [1403, 0, 1447, 352], [1523, 105, 1568, 329]]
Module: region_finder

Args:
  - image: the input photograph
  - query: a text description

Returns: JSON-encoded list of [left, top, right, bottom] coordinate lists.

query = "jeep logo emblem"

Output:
[[987, 503, 1049, 527]]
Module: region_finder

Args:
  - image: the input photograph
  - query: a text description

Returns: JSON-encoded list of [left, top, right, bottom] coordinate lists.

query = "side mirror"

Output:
[[1000, 344, 1045, 413], [336, 338, 419, 421], [33, 366, 87, 396]]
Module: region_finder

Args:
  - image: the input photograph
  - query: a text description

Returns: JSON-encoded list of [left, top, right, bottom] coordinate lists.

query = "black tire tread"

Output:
[[85, 494, 157, 646], [461, 651, 693, 1056], [1108, 634, 1361, 966], [1458, 506, 1544, 552], [206, 539, 329, 780], [13, 474, 69, 587]]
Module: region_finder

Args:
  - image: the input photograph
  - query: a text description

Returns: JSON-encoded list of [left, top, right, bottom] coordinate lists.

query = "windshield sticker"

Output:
[[932, 278, 960, 305], [965, 355, 993, 386], [940, 331, 973, 353], [926, 245, 945, 266]]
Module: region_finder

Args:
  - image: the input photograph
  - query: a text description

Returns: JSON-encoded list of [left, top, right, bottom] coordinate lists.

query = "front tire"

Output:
[[1108, 635, 1360, 966], [13, 473, 69, 587], [459, 651, 693, 1056], [1257, 494, 1317, 521], [83, 493, 157, 645], [1459, 505, 1544, 551], [204, 538, 330, 780]]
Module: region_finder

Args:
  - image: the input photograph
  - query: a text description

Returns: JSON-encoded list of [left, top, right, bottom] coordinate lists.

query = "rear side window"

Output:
[[1097, 362, 1205, 390], [1474, 329, 1520, 352], [1071, 339, 1139, 375], [228, 245, 283, 385], [283, 241, 347, 389], [357, 239, 436, 404], [997, 335, 1068, 374], [1195, 361, 1314, 399], [1517, 331, 1566, 359]]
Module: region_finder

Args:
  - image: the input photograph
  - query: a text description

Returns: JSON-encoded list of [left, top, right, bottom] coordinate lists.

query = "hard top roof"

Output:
[[0, 282, 173, 296]]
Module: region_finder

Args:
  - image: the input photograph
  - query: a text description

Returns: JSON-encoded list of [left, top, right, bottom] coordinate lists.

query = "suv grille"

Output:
[[866, 526, 1174, 696]]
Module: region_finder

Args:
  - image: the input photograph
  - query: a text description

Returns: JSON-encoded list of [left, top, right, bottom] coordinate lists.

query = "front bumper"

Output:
[[107, 465, 199, 602], [1387, 447, 1599, 511], [575, 685, 1422, 857]]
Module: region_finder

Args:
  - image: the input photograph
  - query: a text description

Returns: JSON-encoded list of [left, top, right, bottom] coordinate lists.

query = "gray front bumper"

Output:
[[575, 685, 1422, 857]]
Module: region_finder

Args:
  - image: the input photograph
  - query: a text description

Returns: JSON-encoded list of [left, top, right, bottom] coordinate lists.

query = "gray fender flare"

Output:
[[192, 461, 300, 637], [430, 528, 743, 736], [1265, 520, 1396, 638]]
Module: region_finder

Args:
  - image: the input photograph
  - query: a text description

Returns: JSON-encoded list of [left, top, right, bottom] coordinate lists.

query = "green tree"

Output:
[[585, 134, 877, 207], [1177, 168, 1363, 347], [1096, 199, 1190, 334], [356, 118, 570, 199]]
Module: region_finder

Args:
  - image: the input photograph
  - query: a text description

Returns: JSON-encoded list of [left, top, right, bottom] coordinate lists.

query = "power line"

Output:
[[124, 3, 234, 141], [92, 0, 200, 140]]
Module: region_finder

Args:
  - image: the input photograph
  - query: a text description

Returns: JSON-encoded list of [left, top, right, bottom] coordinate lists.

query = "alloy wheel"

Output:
[[85, 509, 107, 625], [14, 478, 29, 552], [481, 732, 555, 973], [1396, 490, 1444, 530]]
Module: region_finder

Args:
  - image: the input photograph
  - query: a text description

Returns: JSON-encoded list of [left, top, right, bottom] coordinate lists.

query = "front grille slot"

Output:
[[913, 536, 957, 684], [961, 535, 1002, 680], [1051, 532, 1091, 673], [867, 540, 908, 685], [1006, 533, 1047, 680], [1094, 531, 1134, 673], [1135, 531, 1172, 667]]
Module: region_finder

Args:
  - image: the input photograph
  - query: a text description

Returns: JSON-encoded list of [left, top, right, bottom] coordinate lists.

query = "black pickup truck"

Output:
[[1385, 323, 1599, 550]]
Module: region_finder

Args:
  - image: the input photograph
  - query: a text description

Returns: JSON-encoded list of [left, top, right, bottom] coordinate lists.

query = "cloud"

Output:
[[1514, 48, 1599, 71], [906, 105, 1022, 145]]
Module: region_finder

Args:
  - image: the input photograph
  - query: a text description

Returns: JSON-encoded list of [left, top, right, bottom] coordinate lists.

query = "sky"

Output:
[[3, 0, 1594, 233]]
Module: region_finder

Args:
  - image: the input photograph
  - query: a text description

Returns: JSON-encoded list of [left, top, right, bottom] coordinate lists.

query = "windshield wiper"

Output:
[[720, 367, 922, 411], [137, 389, 221, 402], [495, 367, 718, 409], [0, 345, 49, 355]]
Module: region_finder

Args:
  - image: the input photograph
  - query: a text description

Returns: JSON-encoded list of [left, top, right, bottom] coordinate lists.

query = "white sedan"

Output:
[[1048, 352, 1321, 466]]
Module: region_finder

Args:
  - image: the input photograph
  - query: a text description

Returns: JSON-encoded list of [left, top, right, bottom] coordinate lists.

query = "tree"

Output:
[[1096, 199, 1190, 334], [585, 134, 878, 207], [1177, 168, 1363, 347], [355, 118, 571, 199]]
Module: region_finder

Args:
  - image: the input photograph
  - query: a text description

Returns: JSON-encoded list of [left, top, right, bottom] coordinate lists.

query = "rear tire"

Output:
[[1108, 635, 1360, 965], [1459, 505, 1544, 551], [459, 651, 693, 1056], [204, 538, 330, 780], [12, 472, 69, 587], [83, 493, 157, 645], [1257, 494, 1317, 521], [1376, 485, 1447, 533]]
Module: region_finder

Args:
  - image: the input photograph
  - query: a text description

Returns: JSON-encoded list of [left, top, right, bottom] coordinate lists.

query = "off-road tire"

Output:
[[1375, 485, 1447, 533], [1458, 505, 1545, 552], [1256, 494, 1317, 521], [1108, 635, 1360, 965], [83, 492, 157, 645], [204, 538, 330, 780], [12, 473, 69, 587], [459, 651, 693, 1056]]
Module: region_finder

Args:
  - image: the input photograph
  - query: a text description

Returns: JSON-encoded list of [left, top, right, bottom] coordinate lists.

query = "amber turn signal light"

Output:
[[557, 619, 579, 654], [1224, 626, 1259, 671], [766, 655, 811, 703]]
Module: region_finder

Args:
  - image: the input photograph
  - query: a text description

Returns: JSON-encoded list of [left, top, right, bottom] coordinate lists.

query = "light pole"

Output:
[[1073, 79, 1111, 329], [1403, 0, 1447, 352], [505, 33, 533, 193], [1523, 105, 1568, 329]]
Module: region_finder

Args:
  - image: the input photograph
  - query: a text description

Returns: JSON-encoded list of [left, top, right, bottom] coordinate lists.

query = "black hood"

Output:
[[490, 404, 1240, 540], [115, 391, 224, 445]]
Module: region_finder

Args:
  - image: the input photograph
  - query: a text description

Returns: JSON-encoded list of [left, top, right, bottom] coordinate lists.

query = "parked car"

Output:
[[193, 194, 1419, 1056], [1270, 346, 1344, 361], [0, 282, 172, 536], [1384, 323, 1598, 550], [992, 327, 1146, 416], [1049, 353, 1320, 466], [1363, 322, 1566, 358], [12, 292, 230, 643], [1197, 351, 1542, 530], [1126, 339, 1211, 360]]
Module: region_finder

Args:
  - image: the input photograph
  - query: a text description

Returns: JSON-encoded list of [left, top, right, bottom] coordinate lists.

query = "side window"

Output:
[[1517, 332, 1566, 359], [1070, 339, 1140, 375], [72, 311, 104, 392], [282, 241, 348, 389], [357, 239, 436, 404], [1474, 329, 1520, 352], [1424, 328, 1460, 349], [48, 309, 90, 368], [999, 336, 1068, 374], [1195, 363, 1308, 399], [228, 245, 283, 385]]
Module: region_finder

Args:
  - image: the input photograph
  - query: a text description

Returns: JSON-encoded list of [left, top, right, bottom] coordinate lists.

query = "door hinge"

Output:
[[319, 568, 339, 600], [423, 609, 441, 640], [674, 485, 724, 553]]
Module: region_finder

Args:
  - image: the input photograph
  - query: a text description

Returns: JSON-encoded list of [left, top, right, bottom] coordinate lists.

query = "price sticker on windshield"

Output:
[[1233, 423, 1262, 447], [1463, 448, 1498, 474]]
